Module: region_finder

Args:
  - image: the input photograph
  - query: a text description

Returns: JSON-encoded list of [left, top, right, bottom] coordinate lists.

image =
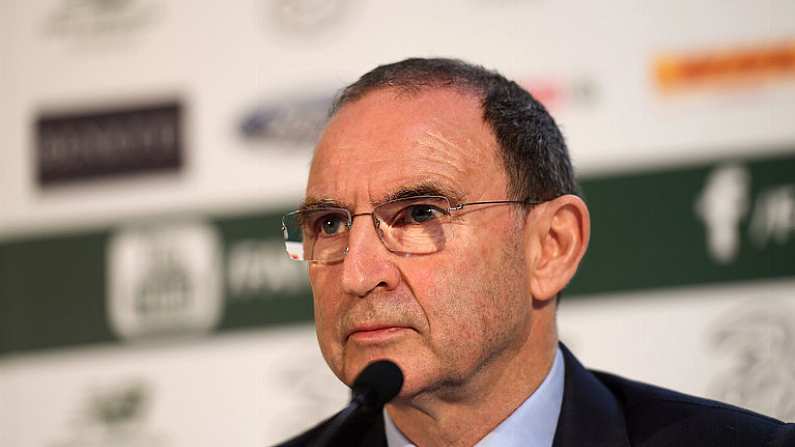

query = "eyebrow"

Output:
[[299, 197, 352, 212], [378, 181, 464, 205], [299, 181, 464, 213]]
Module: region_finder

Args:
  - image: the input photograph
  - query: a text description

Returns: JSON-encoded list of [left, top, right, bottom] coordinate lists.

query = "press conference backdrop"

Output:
[[1, 1, 794, 445]]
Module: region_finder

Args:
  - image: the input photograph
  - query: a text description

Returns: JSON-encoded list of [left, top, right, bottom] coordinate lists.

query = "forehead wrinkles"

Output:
[[307, 90, 503, 202], [414, 114, 496, 179], [309, 131, 489, 205]]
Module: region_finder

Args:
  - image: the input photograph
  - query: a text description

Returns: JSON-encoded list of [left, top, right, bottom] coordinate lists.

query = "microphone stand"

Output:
[[309, 392, 372, 447]]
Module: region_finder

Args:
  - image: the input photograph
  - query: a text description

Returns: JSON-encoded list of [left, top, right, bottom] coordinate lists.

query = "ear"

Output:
[[526, 194, 590, 301]]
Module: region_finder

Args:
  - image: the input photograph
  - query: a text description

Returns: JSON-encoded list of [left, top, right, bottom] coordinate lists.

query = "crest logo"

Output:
[[44, 0, 159, 44], [267, 0, 351, 36], [107, 221, 223, 341], [51, 380, 168, 447], [708, 301, 795, 421]]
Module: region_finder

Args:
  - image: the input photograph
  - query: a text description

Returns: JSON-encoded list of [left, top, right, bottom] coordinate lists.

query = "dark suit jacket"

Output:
[[277, 344, 795, 446]]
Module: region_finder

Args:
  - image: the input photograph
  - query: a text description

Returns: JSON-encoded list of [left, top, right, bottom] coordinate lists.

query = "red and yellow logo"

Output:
[[654, 41, 795, 92]]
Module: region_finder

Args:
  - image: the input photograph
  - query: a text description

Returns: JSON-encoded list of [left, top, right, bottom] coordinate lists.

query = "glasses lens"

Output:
[[375, 196, 453, 255], [283, 208, 350, 262]]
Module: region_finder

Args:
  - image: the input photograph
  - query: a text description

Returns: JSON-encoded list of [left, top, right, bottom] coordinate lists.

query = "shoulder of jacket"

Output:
[[590, 369, 790, 446]]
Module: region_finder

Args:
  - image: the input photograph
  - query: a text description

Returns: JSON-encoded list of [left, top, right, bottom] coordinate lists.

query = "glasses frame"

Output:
[[282, 195, 543, 264]]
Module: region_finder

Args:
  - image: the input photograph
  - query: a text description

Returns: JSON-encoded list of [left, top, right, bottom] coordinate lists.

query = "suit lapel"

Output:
[[553, 344, 632, 447]]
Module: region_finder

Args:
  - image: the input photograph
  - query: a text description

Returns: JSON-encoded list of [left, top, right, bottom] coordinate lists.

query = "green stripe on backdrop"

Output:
[[214, 213, 315, 330], [569, 152, 795, 295], [0, 233, 112, 353], [1, 149, 793, 354]]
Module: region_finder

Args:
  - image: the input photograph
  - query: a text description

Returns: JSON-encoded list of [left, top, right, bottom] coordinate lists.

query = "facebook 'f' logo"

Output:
[[695, 164, 751, 264]]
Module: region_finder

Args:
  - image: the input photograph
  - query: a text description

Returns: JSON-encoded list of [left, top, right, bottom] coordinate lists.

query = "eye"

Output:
[[409, 205, 439, 223], [393, 203, 446, 226], [318, 214, 345, 236], [304, 210, 348, 237]]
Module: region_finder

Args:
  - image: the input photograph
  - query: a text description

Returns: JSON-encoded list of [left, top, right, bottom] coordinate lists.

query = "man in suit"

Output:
[[278, 58, 793, 446]]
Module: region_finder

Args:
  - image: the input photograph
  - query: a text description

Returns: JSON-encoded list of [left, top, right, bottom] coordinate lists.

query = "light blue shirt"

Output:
[[384, 347, 565, 447]]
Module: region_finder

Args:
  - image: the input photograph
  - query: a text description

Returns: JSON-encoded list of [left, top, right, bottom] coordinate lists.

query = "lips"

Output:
[[345, 324, 412, 343]]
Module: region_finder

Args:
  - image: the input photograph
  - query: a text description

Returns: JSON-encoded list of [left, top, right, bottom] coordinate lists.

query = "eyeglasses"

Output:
[[281, 195, 541, 263]]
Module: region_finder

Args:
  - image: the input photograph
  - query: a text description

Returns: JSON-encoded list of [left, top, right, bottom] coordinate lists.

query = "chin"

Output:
[[341, 354, 390, 385], [381, 360, 436, 400], [338, 344, 437, 398]]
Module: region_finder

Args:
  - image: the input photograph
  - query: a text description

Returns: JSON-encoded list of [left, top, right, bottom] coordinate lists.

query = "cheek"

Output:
[[409, 254, 492, 340], [309, 268, 345, 372], [411, 233, 529, 356]]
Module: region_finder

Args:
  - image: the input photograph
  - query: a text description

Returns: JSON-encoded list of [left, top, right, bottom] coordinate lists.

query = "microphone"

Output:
[[310, 360, 404, 447], [351, 359, 404, 411]]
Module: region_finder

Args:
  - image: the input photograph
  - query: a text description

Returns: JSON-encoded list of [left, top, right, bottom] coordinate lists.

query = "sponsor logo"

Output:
[[237, 78, 597, 149], [106, 221, 223, 341], [226, 240, 309, 298], [519, 77, 598, 111], [708, 300, 795, 421], [44, 0, 159, 43], [654, 41, 795, 92], [749, 184, 795, 250], [35, 101, 183, 186], [51, 379, 168, 447], [695, 163, 795, 264], [239, 95, 333, 148], [238, 77, 596, 149], [694, 164, 751, 264]]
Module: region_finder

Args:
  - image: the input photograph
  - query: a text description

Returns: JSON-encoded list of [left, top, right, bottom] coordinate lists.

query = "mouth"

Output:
[[346, 324, 412, 344]]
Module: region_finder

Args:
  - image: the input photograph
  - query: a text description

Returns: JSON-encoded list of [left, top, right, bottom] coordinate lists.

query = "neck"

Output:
[[386, 305, 558, 447]]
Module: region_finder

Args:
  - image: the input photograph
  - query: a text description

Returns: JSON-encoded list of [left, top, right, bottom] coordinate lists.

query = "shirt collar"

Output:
[[384, 346, 565, 447]]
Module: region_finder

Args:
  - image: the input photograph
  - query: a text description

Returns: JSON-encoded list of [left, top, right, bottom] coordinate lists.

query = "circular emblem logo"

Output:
[[106, 221, 223, 341]]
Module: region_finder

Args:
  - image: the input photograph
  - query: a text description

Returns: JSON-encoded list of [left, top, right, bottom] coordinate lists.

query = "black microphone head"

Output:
[[351, 360, 404, 408]]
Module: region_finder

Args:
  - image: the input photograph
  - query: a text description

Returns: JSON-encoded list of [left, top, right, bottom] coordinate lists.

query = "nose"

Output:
[[341, 213, 400, 297]]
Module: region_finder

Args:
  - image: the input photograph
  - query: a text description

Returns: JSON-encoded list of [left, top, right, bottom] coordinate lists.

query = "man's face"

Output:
[[306, 88, 535, 398]]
